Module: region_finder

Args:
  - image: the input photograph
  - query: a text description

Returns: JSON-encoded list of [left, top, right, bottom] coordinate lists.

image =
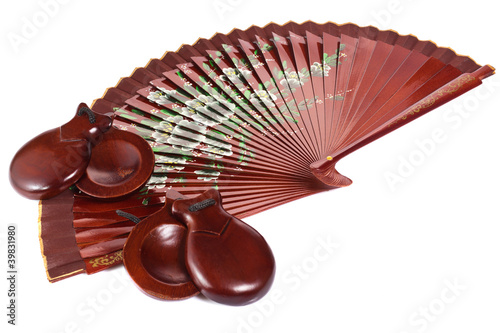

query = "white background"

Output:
[[1, 0, 499, 332]]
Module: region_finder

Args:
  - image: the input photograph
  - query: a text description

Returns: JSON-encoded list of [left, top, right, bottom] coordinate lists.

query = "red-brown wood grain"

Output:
[[10, 103, 112, 200], [172, 189, 275, 306], [75, 126, 155, 199], [123, 192, 199, 300]]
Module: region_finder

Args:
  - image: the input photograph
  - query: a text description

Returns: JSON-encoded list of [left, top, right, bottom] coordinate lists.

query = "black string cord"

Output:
[[77, 106, 96, 124], [189, 199, 216, 212], [116, 210, 141, 224]]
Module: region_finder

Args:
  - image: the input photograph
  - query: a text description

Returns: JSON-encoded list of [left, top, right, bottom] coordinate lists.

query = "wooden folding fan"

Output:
[[37, 21, 495, 282]]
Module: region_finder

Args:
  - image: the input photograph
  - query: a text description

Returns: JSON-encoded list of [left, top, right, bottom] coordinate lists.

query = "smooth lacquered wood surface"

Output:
[[172, 189, 275, 306], [10, 103, 112, 200], [123, 193, 199, 300], [76, 126, 155, 199]]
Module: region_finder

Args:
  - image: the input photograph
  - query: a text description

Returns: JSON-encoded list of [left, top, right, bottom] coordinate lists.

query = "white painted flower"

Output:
[[222, 67, 240, 81], [147, 91, 170, 105], [156, 155, 186, 171], [280, 71, 305, 89], [221, 67, 252, 84], [240, 68, 252, 78], [180, 106, 197, 118], [194, 169, 221, 181], [250, 90, 277, 108], [172, 126, 205, 143], [158, 87, 177, 96], [176, 119, 208, 135], [185, 98, 207, 111], [191, 113, 220, 127], [197, 95, 235, 120], [147, 175, 168, 189], [151, 121, 174, 143], [310, 62, 331, 77], [213, 95, 236, 111], [167, 136, 200, 150], [154, 121, 175, 133]]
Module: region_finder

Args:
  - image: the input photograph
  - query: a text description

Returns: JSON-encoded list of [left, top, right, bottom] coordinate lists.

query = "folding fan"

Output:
[[37, 21, 495, 282]]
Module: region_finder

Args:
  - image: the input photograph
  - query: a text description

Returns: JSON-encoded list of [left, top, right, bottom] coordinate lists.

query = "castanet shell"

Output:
[[123, 197, 199, 300], [172, 189, 276, 306], [10, 103, 112, 200], [10, 128, 91, 200], [76, 127, 155, 199]]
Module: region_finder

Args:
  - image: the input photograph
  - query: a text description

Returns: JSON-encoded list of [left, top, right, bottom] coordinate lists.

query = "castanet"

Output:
[[76, 126, 155, 199], [10, 103, 112, 200], [172, 189, 275, 306], [10, 102, 155, 200], [123, 189, 275, 305], [122, 190, 199, 300]]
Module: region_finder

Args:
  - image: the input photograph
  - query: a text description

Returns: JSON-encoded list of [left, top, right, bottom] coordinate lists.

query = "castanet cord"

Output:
[[77, 106, 96, 124], [189, 199, 216, 212], [116, 210, 141, 224]]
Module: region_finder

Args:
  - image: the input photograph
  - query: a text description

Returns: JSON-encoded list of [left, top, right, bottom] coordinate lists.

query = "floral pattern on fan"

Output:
[[310, 62, 331, 77], [114, 38, 350, 191]]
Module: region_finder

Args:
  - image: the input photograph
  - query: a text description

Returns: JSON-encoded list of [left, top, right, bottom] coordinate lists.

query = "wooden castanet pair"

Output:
[[10, 103, 154, 200], [123, 189, 275, 306]]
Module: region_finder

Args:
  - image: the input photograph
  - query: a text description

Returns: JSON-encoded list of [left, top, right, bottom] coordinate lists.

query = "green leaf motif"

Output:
[[141, 119, 160, 127], [131, 109, 145, 116], [284, 115, 298, 123], [118, 114, 137, 120], [135, 127, 151, 133], [150, 115, 163, 122], [172, 177, 186, 183], [160, 109, 177, 117]]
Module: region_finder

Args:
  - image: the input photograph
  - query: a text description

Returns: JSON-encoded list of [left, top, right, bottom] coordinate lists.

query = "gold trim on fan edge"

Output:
[[37, 201, 85, 283], [389, 73, 476, 127], [88, 251, 124, 268], [90, 20, 491, 109]]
